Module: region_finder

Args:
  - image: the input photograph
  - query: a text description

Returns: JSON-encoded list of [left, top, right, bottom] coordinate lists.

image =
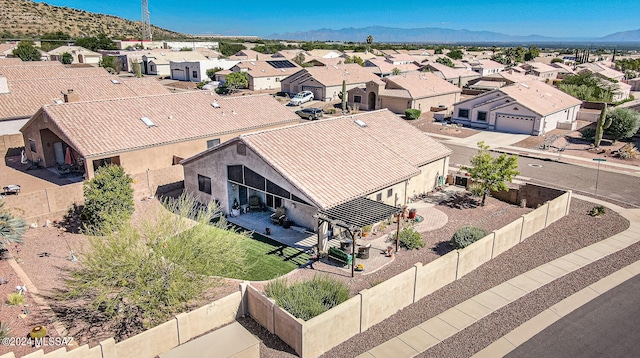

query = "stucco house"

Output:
[[470, 59, 505, 76], [364, 57, 420, 77], [280, 63, 382, 101], [227, 60, 301, 91], [517, 62, 559, 81], [181, 109, 451, 232], [48, 46, 102, 65], [0, 43, 17, 58], [451, 80, 582, 135], [142, 51, 207, 77], [170, 59, 239, 82], [576, 62, 625, 81], [347, 72, 461, 114], [423, 62, 480, 87], [20, 92, 300, 179]]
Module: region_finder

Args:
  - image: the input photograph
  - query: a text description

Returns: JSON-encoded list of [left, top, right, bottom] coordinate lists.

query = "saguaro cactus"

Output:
[[341, 80, 347, 113], [594, 104, 611, 148]]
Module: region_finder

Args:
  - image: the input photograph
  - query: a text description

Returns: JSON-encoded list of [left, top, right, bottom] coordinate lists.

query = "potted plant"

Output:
[[362, 225, 372, 237], [355, 263, 364, 271]]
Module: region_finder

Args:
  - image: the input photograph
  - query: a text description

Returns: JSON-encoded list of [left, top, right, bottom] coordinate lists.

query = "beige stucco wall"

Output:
[[250, 76, 288, 91], [360, 265, 417, 331], [456, 232, 495, 278], [380, 96, 411, 114], [114, 320, 179, 358], [546, 192, 570, 227], [521, 203, 549, 240], [178, 291, 242, 342], [414, 251, 458, 301], [492, 217, 524, 257], [413, 92, 460, 113]]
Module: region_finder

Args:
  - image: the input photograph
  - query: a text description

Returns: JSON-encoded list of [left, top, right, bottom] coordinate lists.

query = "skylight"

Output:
[[140, 117, 156, 128], [111, 79, 120, 84], [211, 100, 220, 108], [354, 119, 367, 127]]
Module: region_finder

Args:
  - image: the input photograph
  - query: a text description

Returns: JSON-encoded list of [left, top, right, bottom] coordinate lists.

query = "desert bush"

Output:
[[589, 205, 606, 217], [82, 164, 133, 234], [7, 292, 25, 305], [265, 275, 349, 320], [451, 226, 488, 249], [581, 127, 596, 141], [613, 143, 639, 159], [405, 109, 421, 120], [0, 321, 11, 340], [397, 227, 425, 250], [468, 182, 485, 198]]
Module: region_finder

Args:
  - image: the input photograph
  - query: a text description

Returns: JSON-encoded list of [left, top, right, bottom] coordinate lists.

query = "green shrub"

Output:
[[7, 292, 25, 305], [451, 226, 488, 249], [264, 275, 349, 320], [82, 164, 134, 234], [397, 227, 424, 250], [581, 127, 596, 141], [404, 109, 421, 120], [196, 80, 210, 89], [589, 205, 606, 217]]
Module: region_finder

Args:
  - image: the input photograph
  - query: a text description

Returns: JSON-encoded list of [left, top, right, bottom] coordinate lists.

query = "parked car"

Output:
[[295, 108, 323, 120], [288, 91, 314, 106]]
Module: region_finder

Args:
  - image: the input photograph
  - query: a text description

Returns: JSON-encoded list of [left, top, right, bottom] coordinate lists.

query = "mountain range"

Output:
[[267, 26, 640, 44]]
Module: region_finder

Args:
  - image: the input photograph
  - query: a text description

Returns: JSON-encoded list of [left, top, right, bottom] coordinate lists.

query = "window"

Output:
[[227, 165, 243, 183], [477, 111, 487, 121], [387, 188, 393, 198], [198, 174, 211, 194], [458, 109, 469, 118], [376, 193, 382, 201], [192, 71, 198, 78], [29, 139, 36, 153], [354, 95, 362, 103], [207, 138, 220, 148]]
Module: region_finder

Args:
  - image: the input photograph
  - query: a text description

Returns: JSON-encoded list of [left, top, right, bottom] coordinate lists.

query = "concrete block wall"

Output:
[[415, 252, 459, 301], [132, 166, 185, 198], [246, 285, 276, 333], [114, 320, 179, 358], [492, 217, 524, 257], [179, 291, 242, 341], [521, 203, 549, 241], [302, 295, 362, 358], [0, 133, 24, 155], [546, 192, 571, 227], [456, 232, 495, 279], [360, 266, 417, 331], [273, 306, 303, 355], [2, 183, 83, 222]]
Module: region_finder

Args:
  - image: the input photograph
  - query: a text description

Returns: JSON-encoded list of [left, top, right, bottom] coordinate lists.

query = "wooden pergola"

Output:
[[314, 197, 402, 277]]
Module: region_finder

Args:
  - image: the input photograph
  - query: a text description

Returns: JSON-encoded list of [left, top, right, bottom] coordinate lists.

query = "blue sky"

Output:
[[43, 0, 638, 38]]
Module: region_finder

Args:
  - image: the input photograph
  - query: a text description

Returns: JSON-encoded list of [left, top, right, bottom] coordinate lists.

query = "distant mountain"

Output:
[[0, 0, 184, 39], [267, 26, 640, 44]]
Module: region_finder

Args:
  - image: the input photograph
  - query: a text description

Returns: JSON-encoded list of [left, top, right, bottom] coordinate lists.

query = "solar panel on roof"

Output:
[[266, 60, 296, 69]]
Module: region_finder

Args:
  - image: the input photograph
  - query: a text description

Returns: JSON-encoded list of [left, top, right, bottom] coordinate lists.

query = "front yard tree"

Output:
[[12, 40, 40, 61], [605, 108, 640, 143], [447, 49, 463, 60], [0, 202, 26, 250], [61, 52, 73, 64], [224, 71, 248, 93], [206, 67, 223, 81], [462, 142, 520, 206], [82, 164, 134, 234], [436, 57, 455, 68]]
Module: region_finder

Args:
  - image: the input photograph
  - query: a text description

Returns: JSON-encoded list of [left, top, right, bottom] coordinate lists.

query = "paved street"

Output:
[[506, 274, 640, 358], [447, 143, 640, 208]]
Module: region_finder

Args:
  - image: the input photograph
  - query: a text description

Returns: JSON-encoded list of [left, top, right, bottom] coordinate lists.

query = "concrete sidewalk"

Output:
[[357, 202, 640, 358]]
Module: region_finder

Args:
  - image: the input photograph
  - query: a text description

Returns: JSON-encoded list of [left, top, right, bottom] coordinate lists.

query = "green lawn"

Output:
[[226, 229, 311, 281]]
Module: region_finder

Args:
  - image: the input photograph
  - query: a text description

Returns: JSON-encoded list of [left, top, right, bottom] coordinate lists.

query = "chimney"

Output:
[[0, 76, 8, 94], [63, 89, 80, 103]]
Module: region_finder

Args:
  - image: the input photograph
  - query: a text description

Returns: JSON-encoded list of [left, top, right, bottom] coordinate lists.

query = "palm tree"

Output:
[[366, 35, 374, 52], [0, 202, 26, 250]]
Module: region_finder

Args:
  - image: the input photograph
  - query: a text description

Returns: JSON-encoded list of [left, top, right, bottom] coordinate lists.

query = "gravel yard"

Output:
[[248, 198, 629, 357]]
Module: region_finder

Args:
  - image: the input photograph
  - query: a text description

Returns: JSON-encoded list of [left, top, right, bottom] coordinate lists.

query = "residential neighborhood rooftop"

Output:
[[382, 72, 462, 99]]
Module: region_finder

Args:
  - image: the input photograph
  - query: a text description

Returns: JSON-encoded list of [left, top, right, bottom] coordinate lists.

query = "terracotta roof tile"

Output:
[[382, 72, 461, 99], [236, 110, 450, 209], [0, 62, 109, 80], [35, 92, 300, 158], [499, 81, 582, 116], [302, 64, 382, 87]]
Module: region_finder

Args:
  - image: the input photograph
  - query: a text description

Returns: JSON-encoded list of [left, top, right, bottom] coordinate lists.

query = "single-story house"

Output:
[[451, 80, 582, 135], [364, 58, 420, 77], [48, 46, 102, 65], [347, 72, 461, 114], [170, 59, 239, 82], [181, 109, 451, 236], [576, 62, 625, 81], [306, 49, 343, 59], [227, 60, 300, 91], [280, 63, 382, 101], [518, 62, 559, 81], [228, 49, 268, 61], [0, 43, 17, 58], [550, 62, 576, 79], [422, 62, 480, 87], [470, 59, 505, 76], [142, 51, 208, 77], [20, 92, 300, 179]]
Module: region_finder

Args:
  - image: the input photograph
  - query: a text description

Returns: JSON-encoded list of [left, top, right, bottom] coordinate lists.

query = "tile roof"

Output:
[[302, 64, 382, 87], [472, 59, 504, 69], [0, 62, 109, 80], [48, 46, 102, 57], [382, 72, 461, 99], [576, 62, 625, 80], [385, 54, 419, 64], [365, 58, 420, 74], [227, 110, 451, 209], [234, 60, 300, 78], [1, 76, 169, 120], [550, 62, 575, 73], [498, 81, 582, 116], [426, 62, 480, 80], [145, 51, 208, 65], [32, 92, 300, 158], [0, 43, 17, 54], [0, 58, 24, 65], [526, 62, 558, 73], [229, 49, 266, 61]]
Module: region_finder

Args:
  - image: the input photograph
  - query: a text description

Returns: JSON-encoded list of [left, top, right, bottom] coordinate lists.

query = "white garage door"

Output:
[[496, 114, 535, 134], [171, 69, 186, 81]]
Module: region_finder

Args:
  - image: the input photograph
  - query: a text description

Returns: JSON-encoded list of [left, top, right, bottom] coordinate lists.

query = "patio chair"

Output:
[[249, 195, 262, 211], [270, 207, 286, 225]]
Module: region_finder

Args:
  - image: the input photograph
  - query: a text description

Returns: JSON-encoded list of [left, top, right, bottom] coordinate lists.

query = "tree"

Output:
[[392, 67, 402, 75], [0, 201, 26, 250], [462, 142, 519, 206], [221, 71, 248, 93], [40, 31, 71, 52], [436, 57, 455, 68], [82, 164, 134, 234], [558, 72, 614, 102], [206, 67, 223, 81], [293, 52, 306, 66], [344, 55, 364, 66], [605, 108, 640, 143], [61, 52, 73, 64], [99, 56, 122, 73], [524, 45, 540, 61], [447, 49, 463, 60], [12, 40, 41, 61], [74, 34, 116, 51], [366, 34, 374, 52], [219, 42, 246, 57], [551, 58, 563, 63], [61, 194, 247, 339]]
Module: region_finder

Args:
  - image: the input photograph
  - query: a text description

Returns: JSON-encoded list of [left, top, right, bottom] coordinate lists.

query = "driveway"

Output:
[[446, 131, 531, 148]]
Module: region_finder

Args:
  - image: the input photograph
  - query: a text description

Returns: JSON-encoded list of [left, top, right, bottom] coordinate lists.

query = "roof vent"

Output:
[[521, 83, 530, 89], [111, 79, 120, 84], [211, 100, 220, 108], [53, 99, 63, 104], [232, 110, 238, 115], [140, 117, 156, 127], [250, 61, 256, 65], [332, 65, 339, 70], [281, 68, 286, 72], [354, 119, 367, 128]]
